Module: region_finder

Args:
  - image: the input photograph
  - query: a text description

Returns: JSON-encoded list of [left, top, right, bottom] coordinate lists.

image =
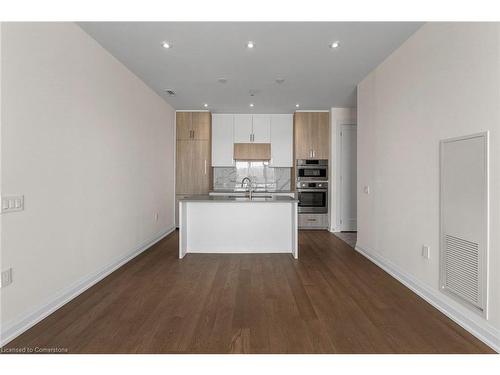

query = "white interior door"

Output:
[[440, 133, 488, 314], [340, 124, 357, 231]]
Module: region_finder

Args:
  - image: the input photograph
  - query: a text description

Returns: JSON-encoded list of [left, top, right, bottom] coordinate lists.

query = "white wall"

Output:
[[0, 23, 176, 343], [357, 23, 500, 350], [329, 107, 356, 231]]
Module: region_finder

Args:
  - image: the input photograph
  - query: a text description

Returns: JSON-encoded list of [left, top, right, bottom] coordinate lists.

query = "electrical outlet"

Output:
[[421, 245, 430, 260], [1, 195, 24, 213], [1, 268, 13, 288]]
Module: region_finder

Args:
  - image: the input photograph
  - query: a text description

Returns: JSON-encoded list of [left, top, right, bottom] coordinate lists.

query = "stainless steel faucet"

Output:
[[241, 177, 253, 199]]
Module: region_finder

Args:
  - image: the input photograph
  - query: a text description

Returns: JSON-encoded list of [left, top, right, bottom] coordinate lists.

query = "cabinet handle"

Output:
[[204, 159, 207, 175], [313, 150, 315, 158], [192, 130, 195, 139]]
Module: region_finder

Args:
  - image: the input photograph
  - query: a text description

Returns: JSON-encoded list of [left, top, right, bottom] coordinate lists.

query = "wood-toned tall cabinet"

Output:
[[294, 112, 329, 159], [176, 112, 211, 226], [177, 112, 211, 141]]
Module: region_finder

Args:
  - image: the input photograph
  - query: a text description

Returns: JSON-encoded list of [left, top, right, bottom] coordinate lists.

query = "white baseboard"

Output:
[[0, 227, 176, 347], [355, 244, 500, 353]]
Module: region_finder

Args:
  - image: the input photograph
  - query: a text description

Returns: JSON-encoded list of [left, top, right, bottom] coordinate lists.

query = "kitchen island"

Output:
[[178, 196, 298, 259]]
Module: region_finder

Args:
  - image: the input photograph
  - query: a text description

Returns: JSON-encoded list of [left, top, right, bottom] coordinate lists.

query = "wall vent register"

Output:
[[444, 235, 480, 305]]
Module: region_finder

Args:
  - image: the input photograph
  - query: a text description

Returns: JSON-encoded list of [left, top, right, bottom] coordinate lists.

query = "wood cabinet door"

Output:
[[191, 112, 211, 140], [176, 140, 193, 193], [310, 112, 330, 159], [190, 140, 210, 194], [176, 112, 192, 140], [176, 140, 210, 194], [294, 112, 312, 159]]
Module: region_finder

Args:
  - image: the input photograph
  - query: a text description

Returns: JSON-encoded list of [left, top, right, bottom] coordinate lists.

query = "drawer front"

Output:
[[298, 214, 328, 229]]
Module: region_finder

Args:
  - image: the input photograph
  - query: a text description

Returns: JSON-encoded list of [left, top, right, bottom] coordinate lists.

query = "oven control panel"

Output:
[[296, 181, 328, 189]]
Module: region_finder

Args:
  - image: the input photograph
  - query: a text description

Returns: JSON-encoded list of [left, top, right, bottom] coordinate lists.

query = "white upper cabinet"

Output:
[[233, 114, 253, 143], [212, 114, 234, 167], [233, 114, 271, 143], [269, 114, 293, 167], [212, 113, 291, 166], [252, 114, 271, 143]]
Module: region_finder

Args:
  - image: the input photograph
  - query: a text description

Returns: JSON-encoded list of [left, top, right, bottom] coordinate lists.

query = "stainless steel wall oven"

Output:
[[296, 181, 328, 213]]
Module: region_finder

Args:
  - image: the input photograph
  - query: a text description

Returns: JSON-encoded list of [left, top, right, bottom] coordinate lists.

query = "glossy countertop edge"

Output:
[[209, 190, 295, 194], [179, 195, 298, 203]]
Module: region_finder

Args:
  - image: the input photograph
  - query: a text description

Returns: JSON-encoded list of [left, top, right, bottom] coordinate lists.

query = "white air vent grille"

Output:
[[443, 234, 480, 306]]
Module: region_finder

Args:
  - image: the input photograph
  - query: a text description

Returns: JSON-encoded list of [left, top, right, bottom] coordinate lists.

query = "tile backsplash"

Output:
[[213, 161, 291, 191]]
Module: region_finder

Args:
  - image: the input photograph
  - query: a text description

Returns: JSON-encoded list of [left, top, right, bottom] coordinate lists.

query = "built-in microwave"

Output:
[[296, 159, 328, 181]]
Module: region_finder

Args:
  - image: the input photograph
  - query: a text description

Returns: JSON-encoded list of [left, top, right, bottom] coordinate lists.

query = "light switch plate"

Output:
[[1, 195, 24, 213], [363, 186, 370, 194], [422, 245, 430, 260], [1, 268, 13, 288]]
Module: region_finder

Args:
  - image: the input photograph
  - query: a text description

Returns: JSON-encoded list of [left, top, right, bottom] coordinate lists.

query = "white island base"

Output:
[[179, 197, 298, 259]]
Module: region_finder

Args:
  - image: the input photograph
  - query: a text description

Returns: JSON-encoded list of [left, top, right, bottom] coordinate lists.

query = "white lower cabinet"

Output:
[[175, 195, 190, 227]]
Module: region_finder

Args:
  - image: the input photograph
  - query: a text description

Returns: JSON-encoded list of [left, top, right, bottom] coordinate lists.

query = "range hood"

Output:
[[233, 143, 271, 160]]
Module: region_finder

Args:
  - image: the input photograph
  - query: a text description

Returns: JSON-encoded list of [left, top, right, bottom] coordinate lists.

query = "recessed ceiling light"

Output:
[[203, 103, 208, 108], [161, 41, 172, 49], [249, 103, 254, 107], [218, 78, 227, 84], [276, 78, 285, 84], [329, 41, 340, 49], [295, 104, 300, 108], [247, 41, 255, 49]]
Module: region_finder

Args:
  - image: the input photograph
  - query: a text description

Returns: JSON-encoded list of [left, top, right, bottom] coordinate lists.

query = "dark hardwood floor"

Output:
[[4, 230, 494, 353]]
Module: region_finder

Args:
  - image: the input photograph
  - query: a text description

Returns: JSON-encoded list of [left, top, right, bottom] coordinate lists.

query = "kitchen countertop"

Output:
[[179, 195, 298, 203], [209, 189, 295, 194]]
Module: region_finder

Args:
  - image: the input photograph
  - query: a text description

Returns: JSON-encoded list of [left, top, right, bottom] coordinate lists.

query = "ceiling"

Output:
[[79, 22, 423, 113]]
